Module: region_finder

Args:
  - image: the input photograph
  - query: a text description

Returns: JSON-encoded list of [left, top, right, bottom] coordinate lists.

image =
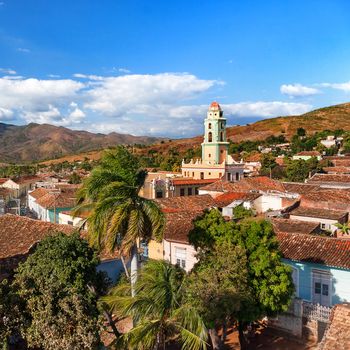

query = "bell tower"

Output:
[[201, 102, 229, 164]]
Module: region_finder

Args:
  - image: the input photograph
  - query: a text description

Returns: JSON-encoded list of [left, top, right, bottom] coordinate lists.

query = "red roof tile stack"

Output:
[[319, 303, 350, 350]]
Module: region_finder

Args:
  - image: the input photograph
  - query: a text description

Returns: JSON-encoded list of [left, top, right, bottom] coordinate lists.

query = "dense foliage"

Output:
[[12, 233, 105, 350]]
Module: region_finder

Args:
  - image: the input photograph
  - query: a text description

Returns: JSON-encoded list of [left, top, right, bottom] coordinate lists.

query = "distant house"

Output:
[[29, 188, 77, 223], [306, 173, 350, 189], [0, 214, 124, 282], [1, 176, 40, 198], [320, 135, 343, 149], [292, 151, 322, 161], [276, 231, 350, 307], [288, 207, 348, 234], [58, 210, 87, 229]]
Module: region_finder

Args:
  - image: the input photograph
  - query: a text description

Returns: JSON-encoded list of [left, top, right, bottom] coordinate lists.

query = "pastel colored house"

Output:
[[292, 151, 322, 161], [1, 176, 40, 198]]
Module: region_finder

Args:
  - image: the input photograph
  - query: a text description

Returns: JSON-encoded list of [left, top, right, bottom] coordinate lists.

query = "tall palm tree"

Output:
[[101, 260, 208, 350], [73, 147, 165, 293]]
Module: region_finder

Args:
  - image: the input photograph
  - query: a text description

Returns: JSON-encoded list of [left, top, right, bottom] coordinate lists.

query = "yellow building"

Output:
[[182, 102, 244, 181]]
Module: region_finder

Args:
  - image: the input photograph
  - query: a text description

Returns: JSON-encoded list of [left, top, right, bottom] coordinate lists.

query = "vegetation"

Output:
[[103, 260, 208, 350], [189, 209, 294, 349], [0, 164, 37, 178], [74, 146, 165, 293], [4, 233, 106, 350], [68, 171, 82, 184]]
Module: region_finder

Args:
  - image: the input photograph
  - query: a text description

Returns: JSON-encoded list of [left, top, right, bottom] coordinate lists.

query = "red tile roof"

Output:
[[323, 166, 350, 174], [214, 192, 261, 207], [171, 178, 219, 186], [0, 178, 8, 185], [307, 173, 350, 184], [289, 207, 348, 220], [29, 187, 50, 200], [163, 211, 202, 244], [295, 151, 321, 156], [36, 188, 77, 209], [276, 232, 350, 269], [200, 176, 285, 193], [282, 182, 320, 194], [156, 194, 216, 213], [0, 214, 75, 260], [14, 176, 41, 184], [301, 188, 350, 204], [319, 303, 350, 350], [272, 218, 320, 235]]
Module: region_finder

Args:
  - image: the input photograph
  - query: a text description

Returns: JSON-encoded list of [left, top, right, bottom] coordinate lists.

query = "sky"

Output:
[[0, 0, 350, 138]]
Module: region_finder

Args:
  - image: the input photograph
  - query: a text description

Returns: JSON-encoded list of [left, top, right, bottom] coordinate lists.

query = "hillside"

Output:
[[2, 102, 350, 164], [0, 123, 164, 163]]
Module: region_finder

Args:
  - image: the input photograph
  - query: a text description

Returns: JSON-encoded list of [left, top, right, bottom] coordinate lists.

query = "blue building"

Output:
[[277, 231, 350, 307]]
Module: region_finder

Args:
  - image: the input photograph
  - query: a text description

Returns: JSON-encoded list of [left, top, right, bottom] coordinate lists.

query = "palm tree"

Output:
[[335, 222, 350, 236], [73, 147, 165, 293], [101, 260, 208, 350]]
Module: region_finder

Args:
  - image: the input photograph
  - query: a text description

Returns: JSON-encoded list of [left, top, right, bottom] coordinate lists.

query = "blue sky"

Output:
[[1, 0, 350, 137]]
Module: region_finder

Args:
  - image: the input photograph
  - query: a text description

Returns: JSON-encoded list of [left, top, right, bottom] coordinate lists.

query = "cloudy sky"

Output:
[[0, 0, 350, 138]]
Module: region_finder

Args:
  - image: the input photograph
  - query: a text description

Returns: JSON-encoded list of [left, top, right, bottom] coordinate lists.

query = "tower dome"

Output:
[[209, 101, 221, 111]]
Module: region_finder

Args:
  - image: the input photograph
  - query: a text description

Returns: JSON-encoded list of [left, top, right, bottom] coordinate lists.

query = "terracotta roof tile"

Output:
[[214, 192, 261, 207], [200, 176, 285, 193], [320, 303, 350, 350], [13, 176, 41, 184], [301, 188, 350, 204], [171, 178, 219, 186], [307, 173, 350, 184], [0, 214, 75, 260], [272, 218, 320, 235], [282, 182, 320, 194], [36, 188, 77, 209], [163, 211, 202, 244], [155, 194, 216, 212], [29, 187, 50, 200], [323, 166, 350, 174], [295, 151, 321, 156], [0, 178, 8, 185], [277, 232, 350, 269], [289, 207, 348, 220]]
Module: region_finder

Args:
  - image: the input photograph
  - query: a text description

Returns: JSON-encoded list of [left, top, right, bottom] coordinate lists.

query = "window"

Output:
[[312, 269, 332, 306], [175, 247, 186, 269], [220, 150, 224, 153], [219, 173, 222, 178], [209, 172, 211, 175], [195, 187, 199, 195], [321, 223, 326, 229], [227, 173, 232, 181], [200, 172, 204, 179], [192, 172, 194, 177], [314, 282, 321, 294], [180, 188, 185, 196], [221, 121, 224, 129], [188, 188, 193, 196], [236, 173, 240, 181], [156, 191, 163, 198], [208, 153, 211, 158], [208, 123, 212, 129], [67, 220, 73, 226], [208, 132, 213, 142], [220, 132, 224, 142]]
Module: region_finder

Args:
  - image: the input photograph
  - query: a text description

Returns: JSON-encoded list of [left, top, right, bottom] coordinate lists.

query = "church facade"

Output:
[[182, 102, 244, 181]]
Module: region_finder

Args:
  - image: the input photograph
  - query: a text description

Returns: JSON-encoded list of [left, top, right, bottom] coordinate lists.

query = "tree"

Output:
[[74, 146, 165, 294], [13, 233, 105, 350], [102, 260, 208, 350], [232, 205, 254, 220], [296, 127, 306, 137], [69, 171, 82, 184], [186, 242, 249, 349], [285, 159, 309, 182], [189, 209, 294, 349]]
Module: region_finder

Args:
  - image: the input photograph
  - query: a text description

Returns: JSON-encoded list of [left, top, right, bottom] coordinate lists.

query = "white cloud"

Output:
[[280, 83, 320, 97], [320, 81, 350, 92], [73, 73, 104, 81], [0, 68, 16, 75], [48, 74, 61, 78], [84, 73, 221, 115], [118, 68, 131, 74], [0, 107, 14, 121], [17, 48, 30, 53], [68, 106, 86, 122]]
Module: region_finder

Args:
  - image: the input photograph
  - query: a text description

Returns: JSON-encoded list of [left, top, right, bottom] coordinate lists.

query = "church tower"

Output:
[[201, 101, 229, 164]]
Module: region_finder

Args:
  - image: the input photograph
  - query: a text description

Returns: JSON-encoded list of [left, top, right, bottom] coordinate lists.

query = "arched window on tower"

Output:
[[208, 123, 212, 129], [208, 132, 213, 142], [220, 131, 224, 142]]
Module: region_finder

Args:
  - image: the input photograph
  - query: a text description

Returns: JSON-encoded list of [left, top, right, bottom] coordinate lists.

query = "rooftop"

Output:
[[307, 173, 350, 184], [277, 231, 350, 270], [272, 218, 320, 235], [282, 182, 320, 195], [163, 211, 202, 244], [29, 187, 50, 200], [323, 166, 350, 174], [35, 188, 77, 209], [295, 151, 321, 156], [0, 214, 75, 260], [214, 192, 261, 207], [200, 176, 286, 193], [289, 207, 348, 220], [171, 178, 219, 186], [319, 303, 350, 350], [156, 194, 216, 213]]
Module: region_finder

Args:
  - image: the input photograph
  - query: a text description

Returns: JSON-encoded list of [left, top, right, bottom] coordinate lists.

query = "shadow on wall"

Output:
[[97, 258, 129, 283]]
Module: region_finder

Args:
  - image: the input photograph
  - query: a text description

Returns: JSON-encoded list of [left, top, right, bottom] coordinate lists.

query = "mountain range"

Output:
[[0, 123, 164, 163], [1, 102, 350, 164]]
